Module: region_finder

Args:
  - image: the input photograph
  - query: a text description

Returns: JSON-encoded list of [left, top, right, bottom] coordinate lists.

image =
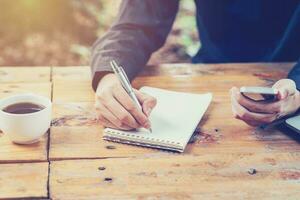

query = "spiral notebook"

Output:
[[103, 87, 212, 152]]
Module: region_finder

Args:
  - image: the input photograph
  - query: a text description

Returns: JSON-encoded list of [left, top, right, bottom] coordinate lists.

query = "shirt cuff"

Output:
[[91, 57, 141, 92], [288, 63, 300, 90]]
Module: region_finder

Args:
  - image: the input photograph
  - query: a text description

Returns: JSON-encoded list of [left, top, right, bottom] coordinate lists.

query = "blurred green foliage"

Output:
[[0, 0, 198, 66], [176, 0, 200, 56], [74, 0, 199, 62]]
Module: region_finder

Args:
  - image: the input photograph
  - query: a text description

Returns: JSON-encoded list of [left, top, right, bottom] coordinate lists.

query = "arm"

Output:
[[91, 0, 179, 91], [92, 0, 179, 131]]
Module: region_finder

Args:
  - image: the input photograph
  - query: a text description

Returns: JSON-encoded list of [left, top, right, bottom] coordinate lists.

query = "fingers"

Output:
[[95, 102, 122, 127], [134, 89, 157, 117], [95, 74, 153, 130], [97, 111, 132, 130], [231, 79, 300, 127], [230, 88, 277, 126], [95, 102, 132, 130], [96, 87, 142, 130], [97, 116, 118, 129], [273, 79, 297, 100], [102, 94, 141, 128], [95, 104, 134, 130], [231, 87, 280, 114], [112, 86, 151, 128]]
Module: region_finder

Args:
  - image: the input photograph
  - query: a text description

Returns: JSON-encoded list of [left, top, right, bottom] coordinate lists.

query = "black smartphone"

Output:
[[240, 86, 278, 101]]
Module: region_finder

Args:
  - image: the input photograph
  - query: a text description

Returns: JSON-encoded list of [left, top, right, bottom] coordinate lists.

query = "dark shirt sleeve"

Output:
[[90, 0, 179, 91], [288, 59, 300, 90]]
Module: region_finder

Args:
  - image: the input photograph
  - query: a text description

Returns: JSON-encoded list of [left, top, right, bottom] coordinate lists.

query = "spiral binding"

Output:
[[104, 129, 183, 151]]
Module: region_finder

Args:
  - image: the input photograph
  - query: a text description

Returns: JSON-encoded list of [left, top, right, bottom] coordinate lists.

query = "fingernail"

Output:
[[145, 108, 151, 117], [144, 122, 151, 129], [278, 92, 286, 100], [147, 109, 152, 116]]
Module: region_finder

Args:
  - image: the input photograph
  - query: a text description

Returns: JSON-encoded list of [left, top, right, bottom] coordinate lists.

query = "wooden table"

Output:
[[0, 64, 299, 200]]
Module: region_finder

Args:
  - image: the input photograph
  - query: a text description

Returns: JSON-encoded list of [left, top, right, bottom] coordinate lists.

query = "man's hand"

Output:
[[95, 73, 157, 130], [230, 79, 300, 127]]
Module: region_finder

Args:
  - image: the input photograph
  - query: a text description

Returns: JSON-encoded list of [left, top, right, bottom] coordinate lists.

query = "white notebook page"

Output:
[[104, 87, 212, 151]]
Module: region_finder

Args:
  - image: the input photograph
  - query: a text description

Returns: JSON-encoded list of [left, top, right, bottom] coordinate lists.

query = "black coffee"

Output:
[[2, 102, 45, 114]]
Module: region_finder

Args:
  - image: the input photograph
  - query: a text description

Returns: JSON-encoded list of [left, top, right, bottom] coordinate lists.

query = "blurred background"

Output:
[[0, 0, 199, 67]]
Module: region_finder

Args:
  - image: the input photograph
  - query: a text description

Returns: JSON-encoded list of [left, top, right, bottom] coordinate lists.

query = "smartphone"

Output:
[[240, 86, 278, 101]]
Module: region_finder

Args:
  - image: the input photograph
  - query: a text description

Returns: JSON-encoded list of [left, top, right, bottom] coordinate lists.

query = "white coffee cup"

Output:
[[0, 94, 52, 144]]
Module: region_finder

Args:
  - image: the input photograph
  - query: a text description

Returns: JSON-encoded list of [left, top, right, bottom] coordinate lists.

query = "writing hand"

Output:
[[95, 73, 157, 130]]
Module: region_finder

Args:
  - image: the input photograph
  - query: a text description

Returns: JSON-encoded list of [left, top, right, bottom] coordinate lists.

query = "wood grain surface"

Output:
[[0, 67, 50, 83], [0, 162, 49, 199], [0, 133, 48, 163], [1, 64, 300, 199], [0, 82, 51, 99], [50, 155, 300, 200]]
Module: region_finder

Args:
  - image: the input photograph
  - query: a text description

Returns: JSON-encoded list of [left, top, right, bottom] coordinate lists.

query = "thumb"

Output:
[[134, 89, 157, 117], [273, 79, 297, 100]]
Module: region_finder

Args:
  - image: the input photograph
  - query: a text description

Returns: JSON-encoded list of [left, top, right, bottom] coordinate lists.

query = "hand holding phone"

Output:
[[232, 79, 300, 127]]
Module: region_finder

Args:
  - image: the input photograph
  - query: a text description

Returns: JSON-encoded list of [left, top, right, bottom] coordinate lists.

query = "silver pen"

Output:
[[110, 60, 152, 132]]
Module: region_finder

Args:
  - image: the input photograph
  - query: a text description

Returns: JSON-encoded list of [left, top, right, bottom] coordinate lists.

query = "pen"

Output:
[[110, 60, 152, 132]]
